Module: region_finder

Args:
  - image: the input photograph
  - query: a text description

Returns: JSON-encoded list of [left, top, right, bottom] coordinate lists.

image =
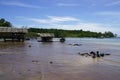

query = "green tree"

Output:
[[27, 28, 115, 38], [103, 31, 115, 38], [0, 18, 12, 27]]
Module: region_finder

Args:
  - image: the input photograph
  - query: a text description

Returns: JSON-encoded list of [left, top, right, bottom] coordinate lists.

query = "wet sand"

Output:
[[0, 40, 120, 80]]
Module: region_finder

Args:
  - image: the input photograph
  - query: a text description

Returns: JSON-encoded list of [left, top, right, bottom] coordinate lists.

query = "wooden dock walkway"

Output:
[[0, 27, 28, 42], [37, 33, 54, 42]]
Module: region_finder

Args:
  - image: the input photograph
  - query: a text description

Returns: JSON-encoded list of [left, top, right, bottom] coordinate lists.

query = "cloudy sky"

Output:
[[0, 0, 120, 35]]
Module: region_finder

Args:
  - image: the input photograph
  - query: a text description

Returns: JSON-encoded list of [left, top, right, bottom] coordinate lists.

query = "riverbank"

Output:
[[0, 38, 120, 80]]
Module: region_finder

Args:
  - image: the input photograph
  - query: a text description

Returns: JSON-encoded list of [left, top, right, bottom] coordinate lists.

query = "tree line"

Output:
[[28, 28, 116, 38]]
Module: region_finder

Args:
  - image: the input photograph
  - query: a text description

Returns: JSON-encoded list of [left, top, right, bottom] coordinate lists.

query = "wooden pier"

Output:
[[37, 33, 54, 42], [0, 27, 28, 42]]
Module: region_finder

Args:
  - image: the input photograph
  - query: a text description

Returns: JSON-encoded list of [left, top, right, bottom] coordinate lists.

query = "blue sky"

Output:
[[0, 0, 120, 35]]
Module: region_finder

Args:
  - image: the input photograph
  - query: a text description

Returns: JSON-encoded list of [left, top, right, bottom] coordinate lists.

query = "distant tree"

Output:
[[27, 28, 115, 38], [0, 18, 5, 23], [0, 18, 12, 27], [103, 31, 115, 37]]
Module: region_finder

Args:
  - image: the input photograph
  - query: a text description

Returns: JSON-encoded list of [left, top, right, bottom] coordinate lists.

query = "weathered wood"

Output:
[[37, 33, 54, 37], [0, 27, 28, 42], [37, 33, 54, 42], [0, 27, 28, 33]]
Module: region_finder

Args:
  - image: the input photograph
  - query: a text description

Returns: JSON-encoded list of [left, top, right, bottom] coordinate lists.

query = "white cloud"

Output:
[[50, 23, 119, 34], [0, 1, 41, 8], [16, 16, 80, 24], [57, 3, 79, 7], [51, 23, 106, 31], [106, 1, 120, 6], [47, 16, 79, 22], [94, 11, 120, 16]]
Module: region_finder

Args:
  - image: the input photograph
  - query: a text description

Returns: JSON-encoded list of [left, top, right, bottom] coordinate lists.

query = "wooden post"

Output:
[[4, 38, 6, 42]]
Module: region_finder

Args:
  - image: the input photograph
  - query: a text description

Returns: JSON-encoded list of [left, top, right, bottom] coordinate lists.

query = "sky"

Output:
[[0, 0, 120, 35]]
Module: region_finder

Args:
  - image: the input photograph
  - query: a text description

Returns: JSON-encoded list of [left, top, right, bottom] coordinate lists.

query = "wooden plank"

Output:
[[37, 33, 54, 37], [0, 27, 28, 33]]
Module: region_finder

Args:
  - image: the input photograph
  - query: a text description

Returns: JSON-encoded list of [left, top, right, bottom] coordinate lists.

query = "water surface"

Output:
[[0, 38, 120, 80]]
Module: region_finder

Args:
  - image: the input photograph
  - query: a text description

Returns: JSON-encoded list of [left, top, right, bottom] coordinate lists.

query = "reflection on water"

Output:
[[0, 38, 120, 80]]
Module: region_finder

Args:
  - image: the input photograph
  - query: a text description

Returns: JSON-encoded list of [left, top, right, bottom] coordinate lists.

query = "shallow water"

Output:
[[0, 38, 120, 80]]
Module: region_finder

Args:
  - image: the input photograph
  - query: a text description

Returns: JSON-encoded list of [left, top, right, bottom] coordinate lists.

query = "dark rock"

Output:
[[32, 60, 39, 62], [32, 60, 34, 62], [100, 53, 104, 57], [60, 37, 65, 42], [28, 45, 31, 47], [90, 51, 95, 55], [50, 61, 53, 64]]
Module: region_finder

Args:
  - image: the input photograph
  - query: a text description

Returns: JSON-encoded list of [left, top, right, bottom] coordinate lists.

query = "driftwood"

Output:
[[69, 43, 82, 46], [78, 51, 111, 58], [78, 52, 91, 56]]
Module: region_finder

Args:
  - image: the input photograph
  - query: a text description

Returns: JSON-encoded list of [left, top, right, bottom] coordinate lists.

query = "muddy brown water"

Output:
[[0, 39, 120, 80]]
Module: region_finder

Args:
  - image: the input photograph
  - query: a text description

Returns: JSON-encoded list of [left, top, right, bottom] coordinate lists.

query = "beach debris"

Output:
[[90, 51, 95, 58], [78, 51, 111, 58], [78, 52, 91, 57], [100, 53, 104, 57], [69, 43, 82, 46], [73, 44, 82, 46], [82, 53, 90, 56], [96, 51, 100, 57], [32, 60, 39, 63], [28, 45, 31, 47]]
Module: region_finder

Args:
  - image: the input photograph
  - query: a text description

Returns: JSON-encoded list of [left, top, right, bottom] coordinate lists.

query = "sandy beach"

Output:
[[0, 38, 120, 80]]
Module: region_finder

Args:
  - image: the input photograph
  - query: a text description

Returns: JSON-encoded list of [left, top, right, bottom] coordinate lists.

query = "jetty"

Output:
[[37, 33, 54, 42], [0, 27, 28, 42]]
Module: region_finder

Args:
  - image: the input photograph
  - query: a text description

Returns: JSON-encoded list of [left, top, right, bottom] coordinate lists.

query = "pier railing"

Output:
[[0, 27, 28, 33], [0, 27, 28, 42]]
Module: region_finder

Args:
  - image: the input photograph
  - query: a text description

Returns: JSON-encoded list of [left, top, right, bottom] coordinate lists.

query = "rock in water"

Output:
[[29, 45, 31, 47], [60, 37, 65, 42], [50, 61, 53, 64]]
